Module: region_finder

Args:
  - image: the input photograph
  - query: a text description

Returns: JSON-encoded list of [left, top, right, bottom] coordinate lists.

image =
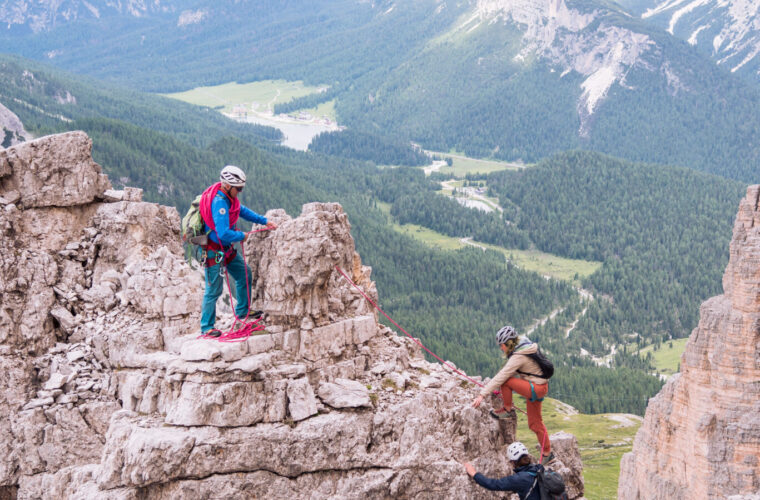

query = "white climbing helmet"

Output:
[[220, 165, 246, 187], [496, 325, 518, 345], [507, 442, 529, 461]]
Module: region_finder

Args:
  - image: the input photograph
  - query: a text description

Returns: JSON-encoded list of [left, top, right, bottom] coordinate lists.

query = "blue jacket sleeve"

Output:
[[473, 472, 522, 492], [239, 204, 267, 226], [211, 196, 245, 245]]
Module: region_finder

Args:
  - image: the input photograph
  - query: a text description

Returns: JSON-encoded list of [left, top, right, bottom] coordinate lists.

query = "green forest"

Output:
[[309, 129, 428, 166], [391, 191, 531, 249], [487, 151, 745, 353]]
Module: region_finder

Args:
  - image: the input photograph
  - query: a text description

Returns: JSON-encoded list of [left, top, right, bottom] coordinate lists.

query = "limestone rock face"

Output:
[[618, 186, 760, 500], [0, 132, 585, 499], [0, 131, 111, 208]]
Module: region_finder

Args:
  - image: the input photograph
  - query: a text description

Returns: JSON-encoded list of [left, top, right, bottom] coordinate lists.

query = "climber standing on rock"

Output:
[[471, 325, 553, 462], [198, 165, 276, 337], [463, 442, 542, 499]]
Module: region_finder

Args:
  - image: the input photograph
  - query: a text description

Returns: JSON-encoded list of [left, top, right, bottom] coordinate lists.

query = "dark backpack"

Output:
[[526, 465, 568, 500], [517, 347, 555, 379]]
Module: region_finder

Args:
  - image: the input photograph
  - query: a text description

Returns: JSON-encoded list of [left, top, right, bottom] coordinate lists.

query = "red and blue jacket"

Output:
[[199, 182, 267, 249]]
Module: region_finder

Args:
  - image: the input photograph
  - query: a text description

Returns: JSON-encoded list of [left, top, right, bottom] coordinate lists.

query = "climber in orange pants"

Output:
[[499, 377, 550, 457], [472, 325, 553, 462]]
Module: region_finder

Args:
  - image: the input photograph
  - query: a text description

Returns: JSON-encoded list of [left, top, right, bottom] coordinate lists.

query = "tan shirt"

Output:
[[480, 341, 548, 397]]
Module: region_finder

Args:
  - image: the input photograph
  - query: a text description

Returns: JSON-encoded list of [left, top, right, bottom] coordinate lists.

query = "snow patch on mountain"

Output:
[[473, 0, 656, 136], [642, 0, 689, 19], [580, 66, 618, 115], [688, 24, 709, 44], [82, 1, 100, 19], [642, 0, 760, 77], [666, 0, 711, 34], [177, 9, 205, 27]]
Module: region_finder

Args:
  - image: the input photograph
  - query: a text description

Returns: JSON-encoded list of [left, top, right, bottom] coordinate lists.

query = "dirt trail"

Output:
[[566, 288, 593, 338], [459, 237, 485, 251], [423, 160, 447, 175], [268, 88, 282, 108], [459, 235, 593, 339], [526, 306, 565, 335]]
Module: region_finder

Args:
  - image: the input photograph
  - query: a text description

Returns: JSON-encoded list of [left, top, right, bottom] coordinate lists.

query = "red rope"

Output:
[[334, 266, 487, 385], [333, 265, 530, 417]]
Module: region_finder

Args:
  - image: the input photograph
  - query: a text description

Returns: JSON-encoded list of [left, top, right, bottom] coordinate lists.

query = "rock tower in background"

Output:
[[0, 132, 584, 499], [618, 186, 760, 499]]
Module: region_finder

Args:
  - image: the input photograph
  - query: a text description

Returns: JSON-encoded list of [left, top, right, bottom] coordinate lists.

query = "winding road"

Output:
[[458, 237, 594, 340]]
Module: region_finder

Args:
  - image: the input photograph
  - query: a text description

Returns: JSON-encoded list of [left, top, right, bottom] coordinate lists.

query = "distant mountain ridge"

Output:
[[341, 0, 760, 180], [617, 0, 760, 82], [462, 0, 665, 136], [0, 0, 175, 33], [4, 0, 760, 180]]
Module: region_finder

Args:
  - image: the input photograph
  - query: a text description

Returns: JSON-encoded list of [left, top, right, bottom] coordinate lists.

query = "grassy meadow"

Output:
[[637, 337, 689, 376], [427, 150, 525, 176], [382, 215, 601, 283], [486, 244, 602, 284], [164, 80, 332, 117]]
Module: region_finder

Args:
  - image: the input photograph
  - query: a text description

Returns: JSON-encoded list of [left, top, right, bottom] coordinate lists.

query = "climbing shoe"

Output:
[[489, 408, 516, 420], [541, 452, 555, 464], [202, 328, 223, 338], [251, 310, 264, 320]]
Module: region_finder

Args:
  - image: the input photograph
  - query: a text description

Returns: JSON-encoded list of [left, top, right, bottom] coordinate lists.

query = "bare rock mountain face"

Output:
[[619, 0, 760, 83], [0, 132, 585, 499], [618, 186, 760, 500]]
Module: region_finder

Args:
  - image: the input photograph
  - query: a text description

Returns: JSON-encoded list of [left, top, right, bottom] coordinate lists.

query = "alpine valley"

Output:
[[3, 0, 760, 179], [1, 0, 758, 498]]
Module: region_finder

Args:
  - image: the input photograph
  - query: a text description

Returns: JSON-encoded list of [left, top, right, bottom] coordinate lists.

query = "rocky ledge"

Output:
[[0, 132, 584, 499]]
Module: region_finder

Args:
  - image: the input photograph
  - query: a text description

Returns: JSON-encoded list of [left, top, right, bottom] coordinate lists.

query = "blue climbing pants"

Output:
[[200, 250, 252, 332]]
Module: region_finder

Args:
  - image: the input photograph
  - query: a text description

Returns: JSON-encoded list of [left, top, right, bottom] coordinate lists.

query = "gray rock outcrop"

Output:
[[618, 186, 760, 500], [0, 132, 584, 499], [0, 102, 29, 148]]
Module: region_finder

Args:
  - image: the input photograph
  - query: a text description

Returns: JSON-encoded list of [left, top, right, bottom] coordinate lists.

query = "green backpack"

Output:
[[181, 194, 210, 267]]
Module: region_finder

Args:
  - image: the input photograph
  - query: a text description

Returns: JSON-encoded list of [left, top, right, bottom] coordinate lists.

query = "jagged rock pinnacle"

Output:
[[618, 186, 760, 500]]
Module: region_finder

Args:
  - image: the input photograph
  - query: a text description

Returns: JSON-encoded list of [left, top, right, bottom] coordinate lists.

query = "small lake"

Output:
[[239, 114, 341, 151]]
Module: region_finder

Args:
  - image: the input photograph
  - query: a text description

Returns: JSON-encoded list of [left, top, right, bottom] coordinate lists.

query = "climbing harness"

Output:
[[198, 227, 271, 342], [528, 381, 545, 403]]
